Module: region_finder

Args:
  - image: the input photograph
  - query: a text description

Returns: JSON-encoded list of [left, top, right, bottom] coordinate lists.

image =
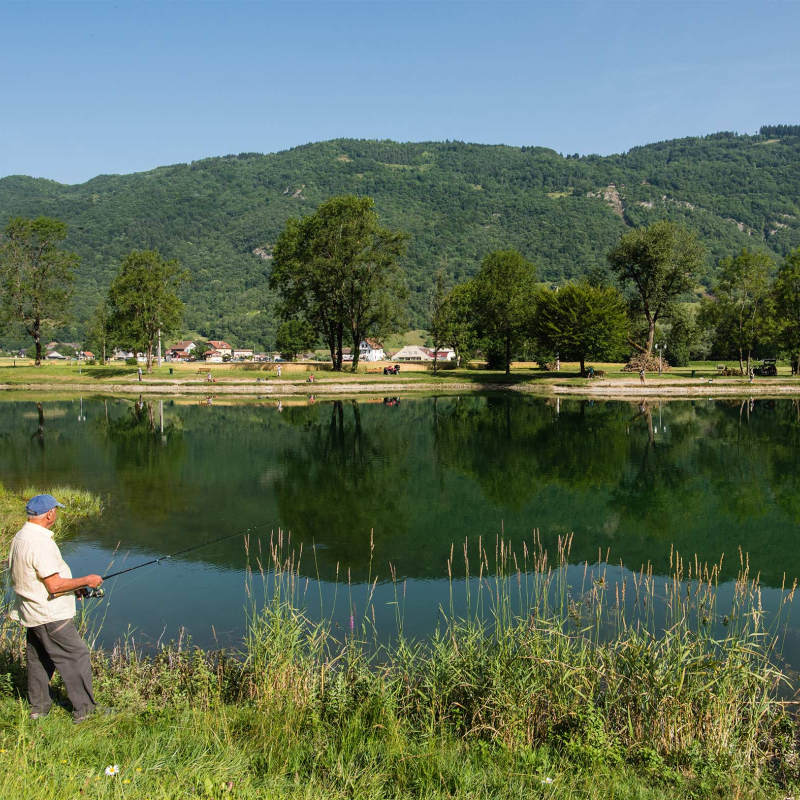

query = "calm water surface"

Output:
[[2, 394, 800, 660]]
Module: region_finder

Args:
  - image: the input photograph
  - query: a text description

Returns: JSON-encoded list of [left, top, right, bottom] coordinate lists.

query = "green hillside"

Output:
[[1, 128, 799, 349]]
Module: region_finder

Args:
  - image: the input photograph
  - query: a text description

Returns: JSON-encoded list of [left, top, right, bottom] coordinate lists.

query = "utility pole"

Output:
[[157, 328, 162, 367]]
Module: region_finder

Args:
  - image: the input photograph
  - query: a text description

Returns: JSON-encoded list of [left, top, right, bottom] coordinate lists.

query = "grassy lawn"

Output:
[[2, 359, 798, 389]]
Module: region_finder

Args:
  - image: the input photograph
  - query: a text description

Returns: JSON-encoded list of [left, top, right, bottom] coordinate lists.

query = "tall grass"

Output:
[[0, 530, 797, 798]]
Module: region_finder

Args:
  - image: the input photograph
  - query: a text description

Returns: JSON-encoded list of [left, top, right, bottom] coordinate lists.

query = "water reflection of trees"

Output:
[[272, 400, 411, 580], [93, 398, 188, 520], [434, 396, 800, 585]]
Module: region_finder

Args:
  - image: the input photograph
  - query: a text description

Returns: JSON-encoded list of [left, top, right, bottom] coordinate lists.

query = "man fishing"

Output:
[[8, 494, 103, 722]]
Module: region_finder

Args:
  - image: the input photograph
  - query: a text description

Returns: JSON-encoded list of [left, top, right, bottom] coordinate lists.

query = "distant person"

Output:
[[307, 373, 315, 383], [206, 371, 213, 383], [8, 494, 104, 722], [639, 368, 645, 386], [749, 368, 754, 383], [276, 364, 282, 378], [587, 366, 595, 379], [137, 366, 142, 382]]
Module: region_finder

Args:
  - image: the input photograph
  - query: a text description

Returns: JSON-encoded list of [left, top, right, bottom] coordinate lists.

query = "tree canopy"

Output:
[[532, 282, 629, 374], [271, 195, 407, 371], [107, 250, 186, 372], [607, 220, 705, 355], [471, 250, 537, 373], [0, 216, 79, 364]]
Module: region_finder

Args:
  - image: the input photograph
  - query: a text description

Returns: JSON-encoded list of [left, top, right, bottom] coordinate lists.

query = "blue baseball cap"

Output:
[[26, 494, 65, 516]]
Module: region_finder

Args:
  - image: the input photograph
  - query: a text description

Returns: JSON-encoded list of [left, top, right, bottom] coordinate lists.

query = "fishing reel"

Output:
[[83, 587, 105, 599]]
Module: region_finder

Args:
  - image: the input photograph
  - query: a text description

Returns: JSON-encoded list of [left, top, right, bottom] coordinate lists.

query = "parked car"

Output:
[[754, 358, 778, 377]]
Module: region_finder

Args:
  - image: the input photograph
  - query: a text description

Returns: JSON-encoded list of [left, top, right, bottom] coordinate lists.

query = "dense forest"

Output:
[[0, 126, 798, 350]]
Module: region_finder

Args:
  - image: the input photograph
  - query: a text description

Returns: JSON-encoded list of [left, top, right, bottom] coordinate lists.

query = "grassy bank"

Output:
[[0, 482, 102, 557], [0, 534, 797, 798]]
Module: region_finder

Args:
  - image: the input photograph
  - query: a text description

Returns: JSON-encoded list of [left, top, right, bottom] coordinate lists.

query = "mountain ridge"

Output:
[[1, 131, 799, 349]]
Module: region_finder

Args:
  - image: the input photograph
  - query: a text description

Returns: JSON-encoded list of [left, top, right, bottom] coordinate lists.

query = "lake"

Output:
[[2, 394, 800, 662]]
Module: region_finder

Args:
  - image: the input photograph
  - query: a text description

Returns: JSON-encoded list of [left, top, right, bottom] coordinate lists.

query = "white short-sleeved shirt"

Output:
[[8, 521, 76, 627]]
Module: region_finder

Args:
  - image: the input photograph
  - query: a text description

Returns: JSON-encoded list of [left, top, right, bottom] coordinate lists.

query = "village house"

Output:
[[78, 351, 94, 360], [359, 339, 385, 362], [203, 350, 226, 363], [166, 341, 196, 360], [207, 340, 232, 357], [232, 349, 254, 360], [422, 347, 456, 361], [391, 345, 434, 362], [46, 351, 68, 360]]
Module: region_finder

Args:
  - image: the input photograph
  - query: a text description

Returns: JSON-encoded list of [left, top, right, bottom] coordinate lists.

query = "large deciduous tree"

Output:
[[772, 248, 800, 376], [700, 249, 774, 374], [108, 250, 187, 373], [471, 249, 537, 374], [271, 195, 408, 372], [0, 217, 79, 365], [607, 221, 705, 356], [532, 281, 629, 375], [441, 282, 479, 368]]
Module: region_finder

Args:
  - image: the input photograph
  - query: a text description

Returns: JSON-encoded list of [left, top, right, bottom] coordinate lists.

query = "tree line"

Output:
[[3, 203, 800, 376], [1, 129, 798, 346], [0, 216, 185, 371]]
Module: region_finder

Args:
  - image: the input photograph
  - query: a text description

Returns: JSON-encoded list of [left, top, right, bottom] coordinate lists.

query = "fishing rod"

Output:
[[48, 519, 277, 600]]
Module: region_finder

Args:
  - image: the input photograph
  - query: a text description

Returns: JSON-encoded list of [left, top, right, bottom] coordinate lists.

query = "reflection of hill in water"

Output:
[[1, 396, 800, 587]]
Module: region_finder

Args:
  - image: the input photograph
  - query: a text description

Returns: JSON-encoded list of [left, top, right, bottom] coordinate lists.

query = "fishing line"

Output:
[[51, 519, 279, 599]]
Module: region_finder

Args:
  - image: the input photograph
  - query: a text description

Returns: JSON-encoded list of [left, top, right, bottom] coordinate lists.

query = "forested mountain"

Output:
[[1, 127, 799, 349]]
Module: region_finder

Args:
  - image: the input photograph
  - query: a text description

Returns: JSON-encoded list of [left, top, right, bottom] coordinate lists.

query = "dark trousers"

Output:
[[26, 620, 96, 720]]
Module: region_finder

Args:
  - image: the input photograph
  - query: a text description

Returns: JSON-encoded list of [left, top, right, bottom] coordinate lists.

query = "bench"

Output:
[[716, 364, 726, 373], [197, 368, 211, 375]]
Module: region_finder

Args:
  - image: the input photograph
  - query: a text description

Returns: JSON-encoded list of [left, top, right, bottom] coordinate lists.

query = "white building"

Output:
[[391, 345, 434, 362], [232, 349, 254, 360], [359, 339, 385, 362], [424, 348, 456, 361]]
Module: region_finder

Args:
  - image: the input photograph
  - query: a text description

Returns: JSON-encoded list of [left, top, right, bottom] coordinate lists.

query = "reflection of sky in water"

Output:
[[2, 395, 800, 658]]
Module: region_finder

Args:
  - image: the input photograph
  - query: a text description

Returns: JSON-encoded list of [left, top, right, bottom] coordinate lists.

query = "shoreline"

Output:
[[3, 377, 800, 399]]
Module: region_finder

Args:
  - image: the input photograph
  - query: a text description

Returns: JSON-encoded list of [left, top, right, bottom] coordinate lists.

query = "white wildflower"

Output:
[[104, 765, 120, 776]]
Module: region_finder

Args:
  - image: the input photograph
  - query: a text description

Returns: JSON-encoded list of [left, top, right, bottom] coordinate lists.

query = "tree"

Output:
[[471, 250, 537, 374], [193, 340, 211, 360], [107, 250, 187, 373], [661, 305, 697, 367], [772, 248, 800, 375], [271, 195, 408, 372], [532, 281, 629, 375], [428, 269, 449, 375], [607, 221, 705, 356], [442, 282, 479, 367], [86, 299, 114, 363], [702, 249, 774, 374], [0, 217, 79, 365], [275, 319, 318, 361]]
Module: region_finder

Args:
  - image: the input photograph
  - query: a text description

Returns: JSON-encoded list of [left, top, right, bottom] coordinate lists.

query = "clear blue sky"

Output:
[[1, 1, 798, 184]]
